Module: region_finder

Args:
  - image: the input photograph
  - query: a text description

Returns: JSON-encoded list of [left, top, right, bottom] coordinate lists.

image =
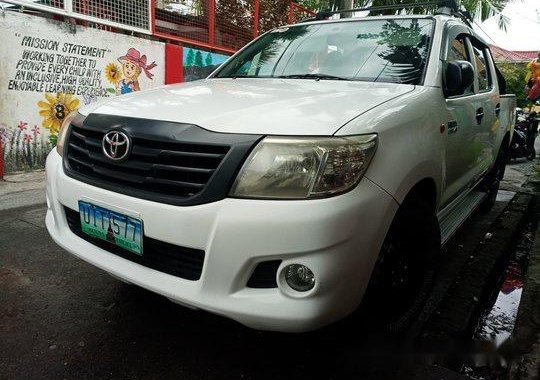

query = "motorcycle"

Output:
[[509, 111, 538, 161]]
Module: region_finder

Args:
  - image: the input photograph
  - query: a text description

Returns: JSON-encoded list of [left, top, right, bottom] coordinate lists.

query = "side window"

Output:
[[448, 38, 468, 61], [446, 37, 474, 95], [471, 44, 492, 92]]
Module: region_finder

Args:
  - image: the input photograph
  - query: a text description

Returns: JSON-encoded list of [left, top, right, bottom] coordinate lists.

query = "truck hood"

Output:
[[83, 78, 414, 135]]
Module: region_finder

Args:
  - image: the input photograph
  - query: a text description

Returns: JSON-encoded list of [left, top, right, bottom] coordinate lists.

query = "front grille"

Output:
[[66, 125, 229, 199], [63, 114, 262, 206], [247, 260, 282, 288], [64, 207, 205, 281]]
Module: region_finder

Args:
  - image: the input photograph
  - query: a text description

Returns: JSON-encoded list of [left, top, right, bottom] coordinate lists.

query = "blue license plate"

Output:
[[78, 201, 143, 255]]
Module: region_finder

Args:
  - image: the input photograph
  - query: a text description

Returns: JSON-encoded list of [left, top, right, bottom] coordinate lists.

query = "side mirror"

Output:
[[444, 60, 474, 97]]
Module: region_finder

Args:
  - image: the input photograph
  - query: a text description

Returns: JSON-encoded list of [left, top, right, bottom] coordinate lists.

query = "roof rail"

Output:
[[311, 0, 470, 26]]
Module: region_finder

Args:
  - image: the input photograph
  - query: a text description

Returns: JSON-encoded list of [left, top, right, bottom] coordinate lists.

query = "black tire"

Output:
[[480, 144, 508, 213], [361, 198, 441, 334], [526, 148, 536, 161]]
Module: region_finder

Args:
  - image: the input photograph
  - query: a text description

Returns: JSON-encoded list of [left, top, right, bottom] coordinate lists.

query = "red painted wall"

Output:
[[165, 44, 183, 84]]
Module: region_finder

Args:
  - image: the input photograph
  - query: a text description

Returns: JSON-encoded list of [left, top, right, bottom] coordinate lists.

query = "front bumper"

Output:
[[46, 150, 398, 332]]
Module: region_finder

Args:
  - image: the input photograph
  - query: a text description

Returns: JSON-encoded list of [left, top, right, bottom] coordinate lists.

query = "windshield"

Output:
[[214, 18, 434, 85]]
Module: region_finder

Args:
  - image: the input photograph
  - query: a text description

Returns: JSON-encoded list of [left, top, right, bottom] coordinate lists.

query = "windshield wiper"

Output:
[[277, 73, 349, 81]]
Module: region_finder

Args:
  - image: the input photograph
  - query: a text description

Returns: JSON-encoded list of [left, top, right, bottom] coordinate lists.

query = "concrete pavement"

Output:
[[0, 158, 539, 379], [0, 170, 46, 211]]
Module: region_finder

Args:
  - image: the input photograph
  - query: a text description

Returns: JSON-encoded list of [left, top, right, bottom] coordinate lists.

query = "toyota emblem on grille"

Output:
[[102, 130, 130, 161]]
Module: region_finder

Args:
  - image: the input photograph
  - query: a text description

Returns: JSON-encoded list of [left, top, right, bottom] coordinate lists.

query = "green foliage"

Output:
[[49, 133, 58, 147], [497, 62, 530, 108], [298, 0, 331, 11], [298, 0, 510, 28]]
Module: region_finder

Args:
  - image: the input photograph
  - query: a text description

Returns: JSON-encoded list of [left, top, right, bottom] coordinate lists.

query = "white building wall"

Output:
[[0, 12, 165, 172]]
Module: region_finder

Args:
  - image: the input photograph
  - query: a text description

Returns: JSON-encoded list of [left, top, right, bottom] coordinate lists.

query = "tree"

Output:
[[195, 50, 204, 67], [497, 62, 530, 108], [205, 52, 213, 66], [186, 49, 195, 66], [298, 0, 511, 29]]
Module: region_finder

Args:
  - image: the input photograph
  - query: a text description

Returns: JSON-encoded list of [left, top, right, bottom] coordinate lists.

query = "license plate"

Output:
[[78, 201, 143, 255]]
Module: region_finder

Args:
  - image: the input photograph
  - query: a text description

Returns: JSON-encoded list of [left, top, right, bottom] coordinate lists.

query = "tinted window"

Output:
[[448, 38, 468, 61], [471, 44, 491, 91], [215, 19, 434, 85]]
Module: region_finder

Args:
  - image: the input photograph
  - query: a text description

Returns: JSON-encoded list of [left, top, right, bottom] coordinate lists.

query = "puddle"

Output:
[[473, 222, 534, 347], [473, 262, 524, 348], [461, 221, 535, 377]]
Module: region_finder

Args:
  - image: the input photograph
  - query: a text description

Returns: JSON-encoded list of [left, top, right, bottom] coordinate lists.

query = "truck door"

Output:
[[468, 39, 499, 180], [440, 33, 478, 207]]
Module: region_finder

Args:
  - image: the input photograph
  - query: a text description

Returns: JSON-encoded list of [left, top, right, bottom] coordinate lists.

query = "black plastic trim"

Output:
[[64, 206, 205, 281], [63, 114, 263, 206], [247, 260, 282, 288]]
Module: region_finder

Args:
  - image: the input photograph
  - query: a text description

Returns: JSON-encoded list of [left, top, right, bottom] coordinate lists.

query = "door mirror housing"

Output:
[[444, 60, 474, 97]]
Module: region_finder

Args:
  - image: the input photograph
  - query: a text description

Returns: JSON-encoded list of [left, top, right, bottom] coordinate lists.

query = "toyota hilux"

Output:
[[46, 3, 516, 332]]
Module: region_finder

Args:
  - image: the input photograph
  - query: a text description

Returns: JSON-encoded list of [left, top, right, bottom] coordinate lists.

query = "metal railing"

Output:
[[153, 0, 316, 54], [2, 0, 316, 54], [2, 0, 152, 34]]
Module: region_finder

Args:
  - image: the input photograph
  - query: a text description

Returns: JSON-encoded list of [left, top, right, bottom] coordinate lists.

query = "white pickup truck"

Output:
[[45, 4, 516, 332]]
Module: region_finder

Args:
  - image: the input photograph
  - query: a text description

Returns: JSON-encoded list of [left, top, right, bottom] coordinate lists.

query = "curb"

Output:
[[510, 188, 540, 380], [422, 192, 533, 340]]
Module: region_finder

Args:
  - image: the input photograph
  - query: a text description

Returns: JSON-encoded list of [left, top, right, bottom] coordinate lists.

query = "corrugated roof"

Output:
[[490, 45, 539, 62]]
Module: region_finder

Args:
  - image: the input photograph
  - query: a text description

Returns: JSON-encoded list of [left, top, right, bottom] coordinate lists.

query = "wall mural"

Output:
[[183, 47, 230, 82], [0, 12, 165, 173]]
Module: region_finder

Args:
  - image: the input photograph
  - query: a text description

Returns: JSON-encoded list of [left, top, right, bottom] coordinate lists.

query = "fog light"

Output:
[[284, 264, 315, 292]]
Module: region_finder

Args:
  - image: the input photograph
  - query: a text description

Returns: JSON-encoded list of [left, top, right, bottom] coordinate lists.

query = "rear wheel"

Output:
[[362, 198, 440, 333]]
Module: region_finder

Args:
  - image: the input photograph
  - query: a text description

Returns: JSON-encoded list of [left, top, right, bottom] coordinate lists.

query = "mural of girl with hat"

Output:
[[116, 48, 157, 95]]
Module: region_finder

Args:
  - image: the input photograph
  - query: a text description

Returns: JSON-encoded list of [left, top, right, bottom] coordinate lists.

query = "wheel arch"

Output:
[[401, 177, 438, 213]]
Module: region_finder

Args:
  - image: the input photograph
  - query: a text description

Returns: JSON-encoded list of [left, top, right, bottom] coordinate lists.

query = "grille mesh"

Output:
[[66, 125, 229, 200]]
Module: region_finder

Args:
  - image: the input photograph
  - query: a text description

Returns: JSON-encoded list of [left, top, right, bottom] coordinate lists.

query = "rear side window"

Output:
[[471, 44, 492, 92]]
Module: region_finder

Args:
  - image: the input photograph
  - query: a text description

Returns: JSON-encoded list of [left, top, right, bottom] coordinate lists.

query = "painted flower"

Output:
[[32, 125, 40, 135], [18, 121, 28, 131], [105, 62, 123, 84], [37, 93, 80, 135], [24, 134, 33, 143]]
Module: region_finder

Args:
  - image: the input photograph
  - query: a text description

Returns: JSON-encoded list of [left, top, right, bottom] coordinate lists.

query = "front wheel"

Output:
[[480, 144, 508, 213], [361, 198, 441, 333]]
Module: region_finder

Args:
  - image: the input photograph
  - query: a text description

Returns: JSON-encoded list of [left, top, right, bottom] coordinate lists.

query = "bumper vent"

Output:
[[64, 206, 205, 281], [247, 260, 281, 288]]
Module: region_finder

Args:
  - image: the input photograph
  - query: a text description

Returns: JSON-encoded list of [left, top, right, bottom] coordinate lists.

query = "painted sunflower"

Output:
[[105, 62, 123, 84], [37, 93, 80, 135]]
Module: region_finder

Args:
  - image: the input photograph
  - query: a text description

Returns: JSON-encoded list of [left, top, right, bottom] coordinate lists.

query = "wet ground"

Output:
[[0, 158, 538, 380]]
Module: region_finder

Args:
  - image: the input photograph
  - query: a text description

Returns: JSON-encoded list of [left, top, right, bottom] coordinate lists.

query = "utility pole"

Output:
[[339, 0, 354, 17]]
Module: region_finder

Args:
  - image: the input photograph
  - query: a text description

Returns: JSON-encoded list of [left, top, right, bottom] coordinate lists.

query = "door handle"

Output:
[[495, 103, 501, 118], [476, 108, 484, 125]]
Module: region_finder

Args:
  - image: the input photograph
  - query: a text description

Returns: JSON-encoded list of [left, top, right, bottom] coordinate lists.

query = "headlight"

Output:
[[56, 111, 82, 156], [230, 134, 377, 199]]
